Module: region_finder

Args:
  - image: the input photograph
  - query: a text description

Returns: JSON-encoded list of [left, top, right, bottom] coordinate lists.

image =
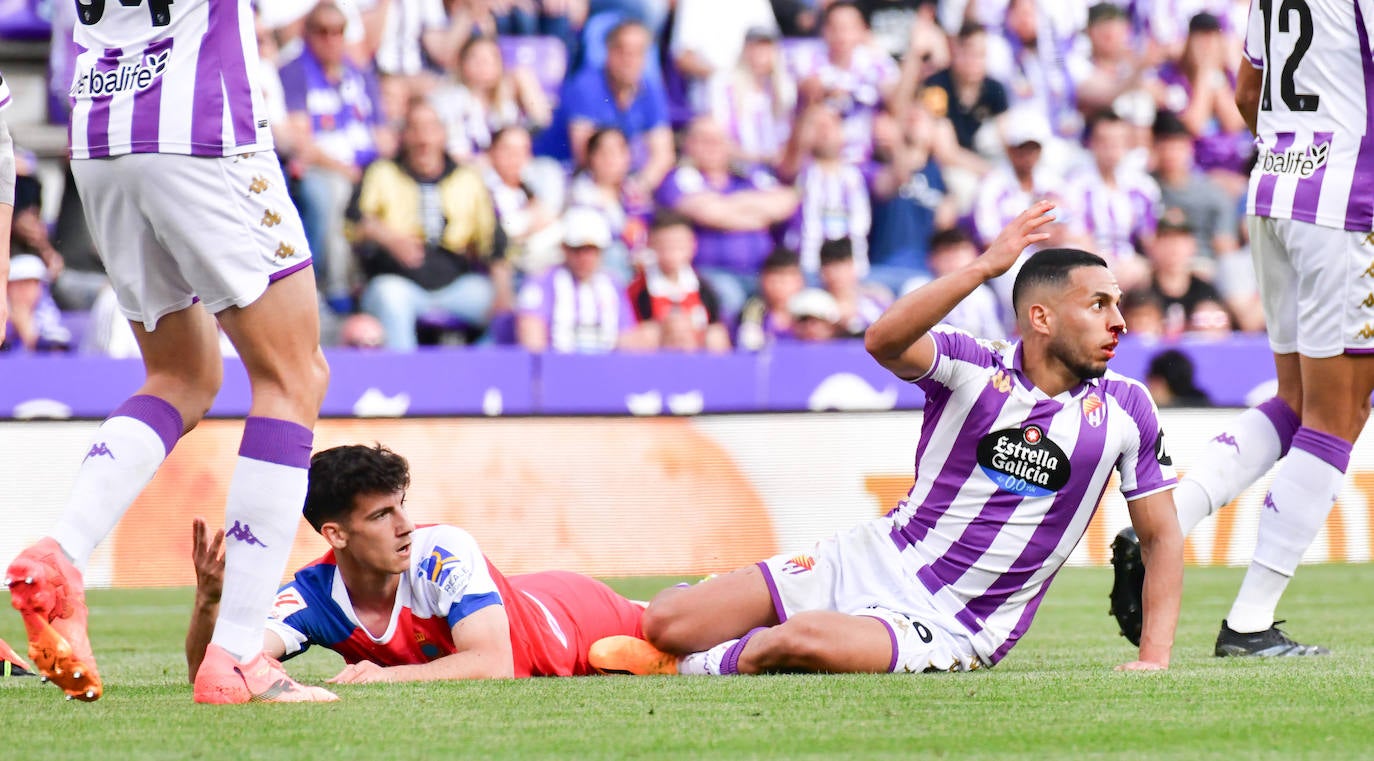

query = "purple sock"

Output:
[[111, 394, 184, 456], [720, 627, 767, 675], [1255, 397, 1300, 457]]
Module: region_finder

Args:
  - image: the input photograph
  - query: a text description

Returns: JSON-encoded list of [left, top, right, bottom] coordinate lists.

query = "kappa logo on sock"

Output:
[[1263, 494, 1279, 513], [84, 442, 115, 461], [226, 521, 268, 548], [1212, 433, 1240, 452]]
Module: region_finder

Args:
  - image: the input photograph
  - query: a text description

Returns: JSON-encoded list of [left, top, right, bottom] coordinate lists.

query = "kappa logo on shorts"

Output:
[[1363, 261, 1374, 278], [249, 176, 270, 194], [781, 554, 816, 575], [1363, 233, 1374, 247], [260, 210, 282, 228], [1363, 293, 1374, 309], [1358, 324, 1374, 341], [976, 426, 1071, 497], [275, 243, 296, 259]]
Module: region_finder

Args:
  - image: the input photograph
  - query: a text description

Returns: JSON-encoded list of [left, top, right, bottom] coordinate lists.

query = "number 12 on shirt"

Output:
[[77, 0, 175, 27]]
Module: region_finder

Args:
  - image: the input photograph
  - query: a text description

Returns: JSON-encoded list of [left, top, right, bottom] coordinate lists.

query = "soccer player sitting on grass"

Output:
[[186, 444, 645, 685], [591, 202, 1185, 676]]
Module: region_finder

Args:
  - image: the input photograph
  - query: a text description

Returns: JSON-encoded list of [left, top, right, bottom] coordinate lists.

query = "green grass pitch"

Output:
[[2, 566, 1372, 760]]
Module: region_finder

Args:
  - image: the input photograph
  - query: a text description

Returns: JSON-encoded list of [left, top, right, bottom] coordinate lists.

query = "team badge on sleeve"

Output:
[[419, 547, 471, 596]]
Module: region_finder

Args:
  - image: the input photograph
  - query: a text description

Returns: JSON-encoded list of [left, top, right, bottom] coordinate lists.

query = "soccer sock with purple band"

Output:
[[1175, 397, 1300, 537], [718, 627, 766, 675], [1227, 427, 1351, 633], [50, 395, 184, 571], [209, 417, 313, 661]]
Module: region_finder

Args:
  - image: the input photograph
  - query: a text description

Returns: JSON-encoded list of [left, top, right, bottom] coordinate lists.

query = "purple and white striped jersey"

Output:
[[972, 164, 1065, 248], [69, 0, 273, 160], [1063, 165, 1161, 262], [794, 161, 872, 275], [1243, 0, 1374, 231], [892, 330, 1176, 665]]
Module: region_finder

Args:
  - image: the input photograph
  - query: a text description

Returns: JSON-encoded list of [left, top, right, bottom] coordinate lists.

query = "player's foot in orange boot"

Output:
[[193, 644, 338, 704], [5, 538, 102, 700], [0, 637, 34, 676], [589, 635, 680, 675]]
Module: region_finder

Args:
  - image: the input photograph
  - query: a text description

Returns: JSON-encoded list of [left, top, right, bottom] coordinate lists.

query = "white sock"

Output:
[[1176, 397, 1298, 537], [50, 395, 183, 570], [1227, 427, 1349, 633], [209, 417, 312, 662], [680, 640, 735, 676]]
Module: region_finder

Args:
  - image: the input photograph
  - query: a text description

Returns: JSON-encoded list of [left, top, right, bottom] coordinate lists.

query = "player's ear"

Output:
[[320, 521, 348, 550], [1026, 302, 1052, 335]]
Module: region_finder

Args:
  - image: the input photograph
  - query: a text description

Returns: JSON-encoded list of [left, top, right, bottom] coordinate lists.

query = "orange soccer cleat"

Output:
[[589, 636, 680, 676], [193, 644, 339, 704], [0, 636, 33, 676], [5, 538, 102, 700]]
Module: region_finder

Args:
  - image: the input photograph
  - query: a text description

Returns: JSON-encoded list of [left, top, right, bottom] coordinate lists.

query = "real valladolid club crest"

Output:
[[1082, 394, 1105, 428]]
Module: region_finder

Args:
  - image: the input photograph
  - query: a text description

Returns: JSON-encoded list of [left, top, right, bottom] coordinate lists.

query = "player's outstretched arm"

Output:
[[864, 201, 1054, 380], [1117, 491, 1184, 671], [327, 605, 516, 685], [184, 518, 287, 682]]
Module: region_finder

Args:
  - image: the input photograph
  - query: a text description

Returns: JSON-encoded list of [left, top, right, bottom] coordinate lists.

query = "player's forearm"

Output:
[[1136, 522, 1184, 667], [865, 262, 990, 362], [184, 597, 219, 684], [384, 650, 516, 682]]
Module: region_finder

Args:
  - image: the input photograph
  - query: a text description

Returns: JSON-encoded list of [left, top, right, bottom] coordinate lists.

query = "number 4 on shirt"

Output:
[[77, 0, 175, 28]]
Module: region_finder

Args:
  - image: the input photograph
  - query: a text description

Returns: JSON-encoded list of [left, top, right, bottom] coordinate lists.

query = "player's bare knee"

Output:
[[641, 596, 688, 650]]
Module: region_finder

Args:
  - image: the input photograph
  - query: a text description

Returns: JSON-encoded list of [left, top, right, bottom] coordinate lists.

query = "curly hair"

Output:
[[302, 444, 412, 533]]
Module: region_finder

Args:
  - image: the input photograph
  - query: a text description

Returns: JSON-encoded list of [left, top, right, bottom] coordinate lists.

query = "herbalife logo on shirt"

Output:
[[1258, 141, 1329, 179], [71, 50, 170, 97]]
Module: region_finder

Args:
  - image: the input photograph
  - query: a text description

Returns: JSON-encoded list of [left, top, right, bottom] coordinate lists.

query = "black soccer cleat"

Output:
[[1214, 620, 1330, 657], [1109, 527, 1144, 646]]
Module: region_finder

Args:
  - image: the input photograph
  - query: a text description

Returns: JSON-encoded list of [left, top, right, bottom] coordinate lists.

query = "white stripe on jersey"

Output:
[[893, 330, 1175, 665], [1244, 0, 1374, 231], [0, 70, 11, 112], [69, 0, 272, 159]]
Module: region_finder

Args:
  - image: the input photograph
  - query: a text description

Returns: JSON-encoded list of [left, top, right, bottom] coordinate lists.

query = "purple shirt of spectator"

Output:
[[278, 47, 385, 168], [516, 265, 635, 354], [1155, 61, 1253, 174], [655, 165, 778, 275]]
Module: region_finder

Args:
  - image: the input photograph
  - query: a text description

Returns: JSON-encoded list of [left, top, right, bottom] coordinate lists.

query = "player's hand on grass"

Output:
[[1115, 660, 1168, 672], [978, 200, 1056, 280], [191, 517, 226, 606], [328, 660, 392, 685]]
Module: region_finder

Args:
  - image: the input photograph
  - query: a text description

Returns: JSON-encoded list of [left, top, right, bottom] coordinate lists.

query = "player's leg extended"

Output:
[[6, 305, 222, 701], [641, 564, 780, 654], [731, 611, 893, 674], [194, 268, 333, 703]]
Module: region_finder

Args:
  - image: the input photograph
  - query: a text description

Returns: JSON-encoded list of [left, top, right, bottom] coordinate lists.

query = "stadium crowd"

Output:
[[2, 0, 1264, 356]]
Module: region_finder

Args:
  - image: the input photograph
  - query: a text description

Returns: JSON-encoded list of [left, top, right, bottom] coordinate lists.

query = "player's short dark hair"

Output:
[[650, 208, 693, 232], [761, 246, 801, 272], [303, 444, 412, 533], [1011, 248, 1109, 316], [822, 1, 866, 28], [819, 237, 854, 265], [929, 227, 975, 254]]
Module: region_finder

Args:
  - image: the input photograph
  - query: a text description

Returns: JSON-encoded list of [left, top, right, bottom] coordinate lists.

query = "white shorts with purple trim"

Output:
[[71, 150, 312, 331], [1249, 215, 1374, 358], [757, 519, 980, 673]]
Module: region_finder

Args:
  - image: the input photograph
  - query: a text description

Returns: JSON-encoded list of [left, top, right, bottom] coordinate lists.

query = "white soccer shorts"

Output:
[[1249, 215, 1374, 358], [71, 150, 312, 330], [757, 519, 980, 673]]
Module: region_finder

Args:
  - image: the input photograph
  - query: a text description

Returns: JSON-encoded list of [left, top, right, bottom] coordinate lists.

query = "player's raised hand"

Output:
[[979, 200, 1056, 280], [1115, 659, 1168, 672], [327, 660, 392, 685], [190, 517, 226, 605]]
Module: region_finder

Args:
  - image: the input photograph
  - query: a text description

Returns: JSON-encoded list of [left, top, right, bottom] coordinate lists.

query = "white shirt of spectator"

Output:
[[670, 0, 779, 111], [374, 0, 449, 77]]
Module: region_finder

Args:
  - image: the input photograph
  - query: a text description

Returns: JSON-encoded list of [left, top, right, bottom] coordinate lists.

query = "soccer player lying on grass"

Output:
[[592, 203, 1185, 676], [186, 444, 645, 685]]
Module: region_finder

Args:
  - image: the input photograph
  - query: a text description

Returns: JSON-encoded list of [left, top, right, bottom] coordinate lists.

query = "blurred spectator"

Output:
[[923, 22, 1007, 152], [867, 102, 955, 295], [3, 255, 71, 353], [350, 99, 505, 352], [280, 1, 397, 310], [1143, 0, 1235, 62], [901, 228, 1005, 339], [670, 0, 779, 113], [817, 238, 889, 337], [1063, 110, 1159, 289], [1070, 3, 1157, 122], [1146, 207, 1234, 337], [1149, 12, 1251, 196], [1150, 111, 1238, 262], [971, 111, 1061, 248], [791, 105, 871, 275], [1146, 348, 1212, 407], [10, 153, 105, 311], [986, 0, 1081, 141], [707, 27, 796, 169], [516, 207, 647, 353], [566, 127, 652, 280], [465, 0, 585, 54], [627, 212, 731, 352], [786, 287, 843, 342], [736, 247, 805, 350], [1119, 287, 1167, 340], [539, 19, 675, 190], [366, 0, 467, 99], [655, 116, 800, 319], [337, 312, 389, 349], [432, 35, 553, 161], [486, 126, 564, 274], [792, 2, 900, 163]]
